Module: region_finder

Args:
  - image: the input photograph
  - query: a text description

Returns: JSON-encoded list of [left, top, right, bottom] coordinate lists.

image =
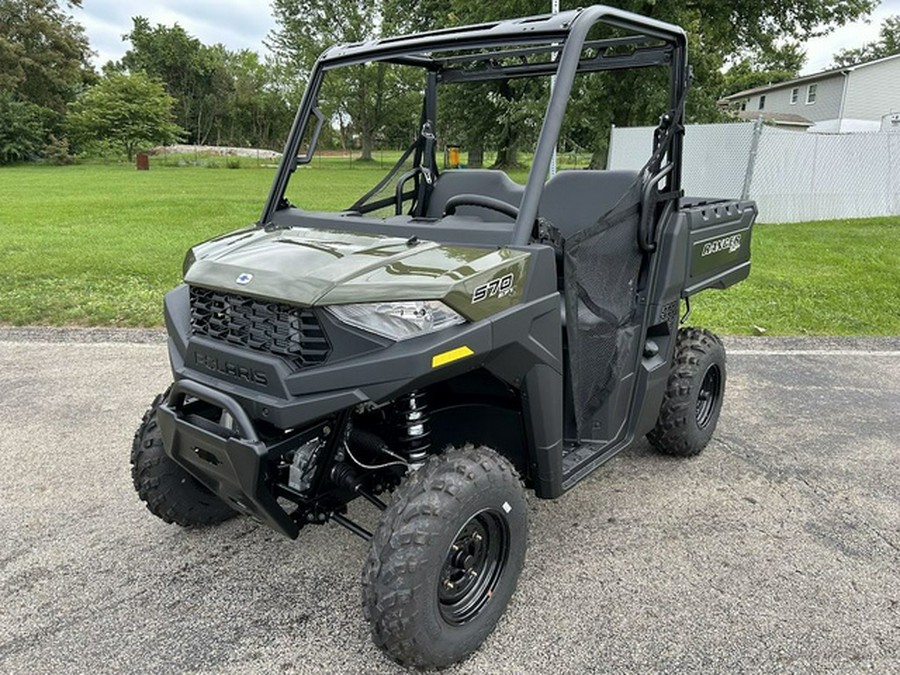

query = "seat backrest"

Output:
[[538, 170, 640, 239], [425, 169, 524, 220]]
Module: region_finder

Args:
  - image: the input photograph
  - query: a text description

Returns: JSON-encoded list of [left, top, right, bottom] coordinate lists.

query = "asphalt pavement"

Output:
[[0, 330, 898, 674]]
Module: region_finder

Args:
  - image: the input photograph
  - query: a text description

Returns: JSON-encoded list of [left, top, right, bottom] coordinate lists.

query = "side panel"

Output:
[[485, 246, 564, 498], [522, 365, 564, 498], [682, 200, 757, 296], [653, 200, 757, 303]]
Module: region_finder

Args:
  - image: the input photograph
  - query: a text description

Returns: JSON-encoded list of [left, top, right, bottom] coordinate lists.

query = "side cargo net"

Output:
[[562, 82, 686, 440], [562, 181, 643, 440]]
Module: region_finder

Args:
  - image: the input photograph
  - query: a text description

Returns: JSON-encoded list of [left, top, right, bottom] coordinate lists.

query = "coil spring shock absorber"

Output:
[[394, 390, 431, 464]]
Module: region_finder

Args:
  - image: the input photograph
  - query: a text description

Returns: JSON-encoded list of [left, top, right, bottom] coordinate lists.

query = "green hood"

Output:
[[183, 227, 530, 321]]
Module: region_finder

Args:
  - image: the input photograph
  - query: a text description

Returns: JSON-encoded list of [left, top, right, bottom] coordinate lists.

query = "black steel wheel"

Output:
[[696, 363, 722, 429], [362, 445, 527, 669], [648, 327, 726, 457], [438, 509, 511, 626]]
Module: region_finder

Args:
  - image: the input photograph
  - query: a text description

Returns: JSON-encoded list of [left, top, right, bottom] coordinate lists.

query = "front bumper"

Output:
[[163, 283, 500, 430], [155, 379, 300, 538]]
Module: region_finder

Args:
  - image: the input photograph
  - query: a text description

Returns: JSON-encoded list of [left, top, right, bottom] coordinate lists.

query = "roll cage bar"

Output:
[[261, 4, 689, 247]]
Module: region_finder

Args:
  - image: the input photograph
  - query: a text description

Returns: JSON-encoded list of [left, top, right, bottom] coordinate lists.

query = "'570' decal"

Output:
[[472, 273, 515, 303]]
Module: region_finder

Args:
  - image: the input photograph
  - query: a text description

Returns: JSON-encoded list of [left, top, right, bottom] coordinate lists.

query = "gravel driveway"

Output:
[[1, 330, 898, 674]]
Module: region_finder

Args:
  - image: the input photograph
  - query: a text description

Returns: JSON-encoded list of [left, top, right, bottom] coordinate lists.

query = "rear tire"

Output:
[[362, 445, 527, 669], [648, 327, 726, 457], [131, 389, 236, 527]]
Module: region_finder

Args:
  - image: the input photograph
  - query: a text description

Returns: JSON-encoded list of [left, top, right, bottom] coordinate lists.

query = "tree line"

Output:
[[0, 0, 298, 163], [1, 0, 898, 166]]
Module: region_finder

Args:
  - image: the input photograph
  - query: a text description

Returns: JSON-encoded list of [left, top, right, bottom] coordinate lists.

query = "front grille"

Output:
[[189, 286, 331, 370]]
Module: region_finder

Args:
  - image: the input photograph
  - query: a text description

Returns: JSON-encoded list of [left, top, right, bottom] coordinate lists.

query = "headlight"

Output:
[[327, 301, 465, 341]]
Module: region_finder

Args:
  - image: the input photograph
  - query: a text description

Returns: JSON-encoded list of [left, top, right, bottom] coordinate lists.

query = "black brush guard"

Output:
[[155, 380, 300, 538]]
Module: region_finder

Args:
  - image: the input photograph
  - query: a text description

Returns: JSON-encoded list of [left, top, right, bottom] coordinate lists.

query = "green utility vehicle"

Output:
[[131, 5, 755, 668]]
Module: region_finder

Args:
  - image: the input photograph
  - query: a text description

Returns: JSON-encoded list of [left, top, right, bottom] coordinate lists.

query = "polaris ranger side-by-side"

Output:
[[131, 6, 756, 668]]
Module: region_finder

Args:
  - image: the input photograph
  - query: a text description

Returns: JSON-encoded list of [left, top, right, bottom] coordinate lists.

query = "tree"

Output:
[[111, 17, 229, 145], [215, 49, 296, 150], [268, 0, 876, 168], [67, 71, 185, 160], [113, 18, 297, 151], [0, 0, 93, 159], [833, 15, 900, 67], [0, 91, 52, 163], [268, 0, 424, 161], [0, 0, 93, 113], [723, 44, 806, 97], [445, 1, 875, 167]]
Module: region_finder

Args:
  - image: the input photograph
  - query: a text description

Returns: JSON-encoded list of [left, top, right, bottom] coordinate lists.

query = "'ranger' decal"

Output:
[[701, 234, 743, 257]]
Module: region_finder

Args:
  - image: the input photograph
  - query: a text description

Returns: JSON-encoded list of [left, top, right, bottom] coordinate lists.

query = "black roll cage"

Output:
[[261, 5, 688, 247]]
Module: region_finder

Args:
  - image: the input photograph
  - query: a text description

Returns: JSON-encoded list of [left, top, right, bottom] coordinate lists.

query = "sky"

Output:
[[69, 0, 277, 67], [69, 0, 900, 74], [800, 0, 900, 72]]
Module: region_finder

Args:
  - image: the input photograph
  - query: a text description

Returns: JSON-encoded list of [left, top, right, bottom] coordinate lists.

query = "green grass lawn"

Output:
[[1, 161, 898, 334]]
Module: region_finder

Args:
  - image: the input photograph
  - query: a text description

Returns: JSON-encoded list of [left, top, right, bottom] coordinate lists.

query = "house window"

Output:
[[740, 101, 747, 111], [790, 88, 799, 104], [806, 84, 817, 104], [758, 95, 766, 110]]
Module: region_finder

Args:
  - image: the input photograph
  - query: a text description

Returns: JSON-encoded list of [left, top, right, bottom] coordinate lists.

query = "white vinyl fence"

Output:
[[608, 121, 900, 223]]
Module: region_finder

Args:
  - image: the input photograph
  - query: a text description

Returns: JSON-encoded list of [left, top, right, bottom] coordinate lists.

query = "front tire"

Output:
[[362, 446, 527, 669], [648, 327, 726, 457], [131, 389, 236, 527]]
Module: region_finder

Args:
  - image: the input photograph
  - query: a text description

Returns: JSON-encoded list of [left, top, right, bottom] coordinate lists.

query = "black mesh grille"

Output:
[[660, 300, 679, 327], [189, 286, 330, 370]]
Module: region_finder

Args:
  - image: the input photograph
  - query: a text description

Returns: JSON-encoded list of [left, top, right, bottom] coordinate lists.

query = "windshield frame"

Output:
[[260, 4, 688, 246]]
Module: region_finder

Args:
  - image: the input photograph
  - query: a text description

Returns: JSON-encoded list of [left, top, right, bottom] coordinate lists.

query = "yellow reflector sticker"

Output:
[[431, 346, 474, 369]]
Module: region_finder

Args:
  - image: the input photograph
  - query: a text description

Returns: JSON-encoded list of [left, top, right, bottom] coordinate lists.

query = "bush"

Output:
[[73, 139, 130, 162], [42, 135, 76, 165], [0, 92, 52, 164]]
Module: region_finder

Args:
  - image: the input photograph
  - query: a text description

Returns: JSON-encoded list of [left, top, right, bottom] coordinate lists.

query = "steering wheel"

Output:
[[443, 194, 520, 220]]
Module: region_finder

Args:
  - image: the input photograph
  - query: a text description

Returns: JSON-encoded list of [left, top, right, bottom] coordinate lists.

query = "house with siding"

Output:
[[720, 53, 900, 133]]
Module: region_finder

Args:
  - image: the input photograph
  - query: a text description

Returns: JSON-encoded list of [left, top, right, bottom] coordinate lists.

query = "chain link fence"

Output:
[[608, 122, 900, 223]]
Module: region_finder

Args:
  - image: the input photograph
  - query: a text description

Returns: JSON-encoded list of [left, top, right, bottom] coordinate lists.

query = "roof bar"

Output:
[[434, 35, 658, 67], [440, 45, 673, 83]]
